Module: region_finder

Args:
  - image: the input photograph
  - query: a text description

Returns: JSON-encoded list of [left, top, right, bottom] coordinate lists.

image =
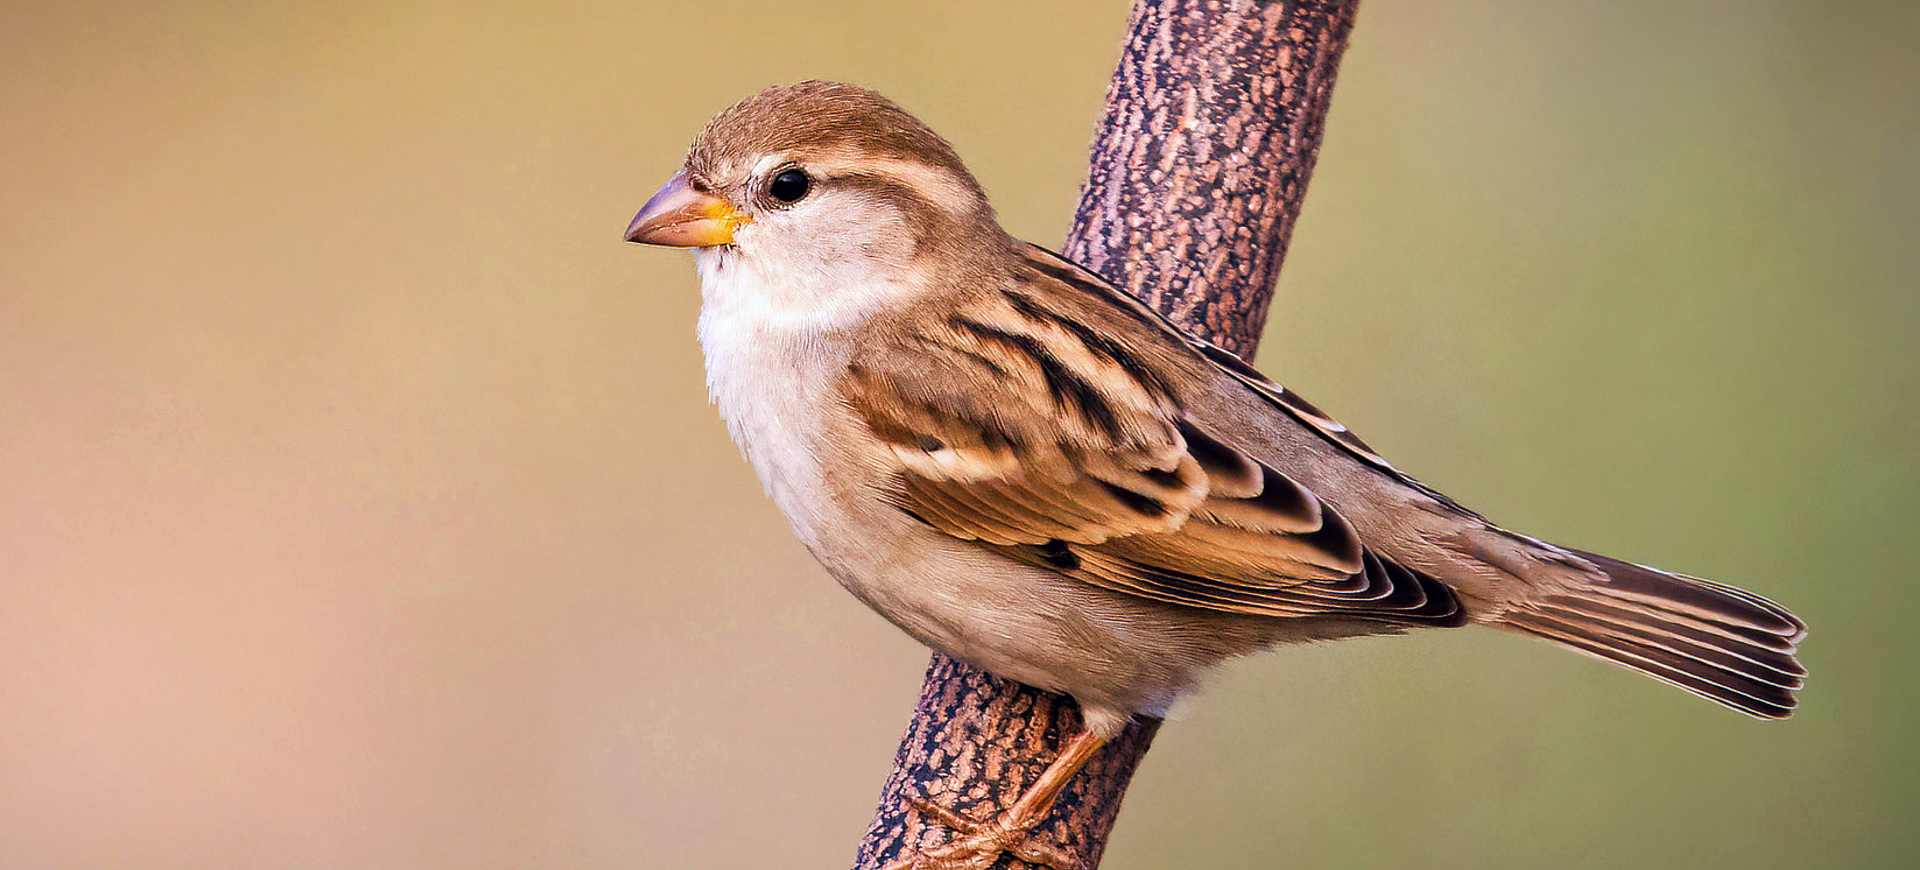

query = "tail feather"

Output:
[[1586, 556, 1804, 637], [1539, 596, 1804, 683], [1503, 549, 1807, 719]]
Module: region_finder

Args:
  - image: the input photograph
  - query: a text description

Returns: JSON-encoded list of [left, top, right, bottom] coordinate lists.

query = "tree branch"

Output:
[[852, 1, 1361, 867]]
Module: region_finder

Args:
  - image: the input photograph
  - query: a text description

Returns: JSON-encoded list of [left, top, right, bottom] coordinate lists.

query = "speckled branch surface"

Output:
[[852, 1, 1361, 867]]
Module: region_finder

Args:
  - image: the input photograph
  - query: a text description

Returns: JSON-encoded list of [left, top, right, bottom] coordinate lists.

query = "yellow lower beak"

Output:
[[623, 170, 746, 248]]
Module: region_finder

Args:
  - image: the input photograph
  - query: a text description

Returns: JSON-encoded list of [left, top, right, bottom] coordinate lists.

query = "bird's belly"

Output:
[[800, 491, 1304, 731], [702, 359, 1332, 728]]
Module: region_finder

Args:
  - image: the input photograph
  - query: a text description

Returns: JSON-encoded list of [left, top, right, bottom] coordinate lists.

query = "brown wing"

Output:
[[841, 271, 1461, 625], [1021, 244, 1487, 520]]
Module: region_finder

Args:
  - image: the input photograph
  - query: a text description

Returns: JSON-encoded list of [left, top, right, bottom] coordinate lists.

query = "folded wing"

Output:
[[841, 278, 1462, 627]]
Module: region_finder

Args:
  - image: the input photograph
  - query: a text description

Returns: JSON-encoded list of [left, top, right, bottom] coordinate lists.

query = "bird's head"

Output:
[[626, 81, 1013, 311]]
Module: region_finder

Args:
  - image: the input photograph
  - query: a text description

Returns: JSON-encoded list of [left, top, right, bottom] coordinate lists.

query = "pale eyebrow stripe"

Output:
[[805, 149, 980, 215]]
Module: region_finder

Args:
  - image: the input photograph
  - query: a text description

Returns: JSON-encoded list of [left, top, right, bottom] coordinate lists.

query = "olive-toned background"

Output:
[[3, 1, 1914, 868]]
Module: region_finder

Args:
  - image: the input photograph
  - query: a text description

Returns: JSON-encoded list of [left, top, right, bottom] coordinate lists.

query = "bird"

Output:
[[624, 80, 1807, 870]]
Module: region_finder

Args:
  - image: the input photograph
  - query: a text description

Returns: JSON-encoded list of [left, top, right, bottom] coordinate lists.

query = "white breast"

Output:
[[692, 247, 896, 545]]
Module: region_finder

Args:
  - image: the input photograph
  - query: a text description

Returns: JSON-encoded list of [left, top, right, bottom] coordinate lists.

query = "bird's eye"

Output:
[[767, 168, 810, 204]]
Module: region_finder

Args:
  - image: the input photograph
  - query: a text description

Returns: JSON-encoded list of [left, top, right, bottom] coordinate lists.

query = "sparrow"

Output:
[[624, 81, 1806, 869]]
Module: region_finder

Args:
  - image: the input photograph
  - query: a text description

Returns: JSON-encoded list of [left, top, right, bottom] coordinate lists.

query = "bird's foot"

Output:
[[880, 730, 1108, 870], [880, 795, 1082, 870]]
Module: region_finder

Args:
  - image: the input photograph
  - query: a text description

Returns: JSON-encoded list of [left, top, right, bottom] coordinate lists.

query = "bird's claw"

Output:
[[878, 794, 1082, 870]]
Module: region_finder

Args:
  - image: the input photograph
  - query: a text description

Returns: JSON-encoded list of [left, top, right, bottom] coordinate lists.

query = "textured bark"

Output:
[[1067, 0, 1361, 358], [852, 1, 1360, 868]]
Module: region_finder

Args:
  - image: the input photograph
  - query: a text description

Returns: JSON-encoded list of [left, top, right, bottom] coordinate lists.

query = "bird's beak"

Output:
[[624, 169, 745, 248]]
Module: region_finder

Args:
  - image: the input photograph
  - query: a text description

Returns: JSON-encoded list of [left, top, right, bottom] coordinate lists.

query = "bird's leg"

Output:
[[883, 730, 1108, 870]]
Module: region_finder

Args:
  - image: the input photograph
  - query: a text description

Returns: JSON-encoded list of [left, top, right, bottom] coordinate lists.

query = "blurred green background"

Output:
[[2, 1, 1914, 867]]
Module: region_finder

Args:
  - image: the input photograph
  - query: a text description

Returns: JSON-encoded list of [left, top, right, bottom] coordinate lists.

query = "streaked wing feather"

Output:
[[1022, 244, 1486, 520], [842, 270, 1463, 626]]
